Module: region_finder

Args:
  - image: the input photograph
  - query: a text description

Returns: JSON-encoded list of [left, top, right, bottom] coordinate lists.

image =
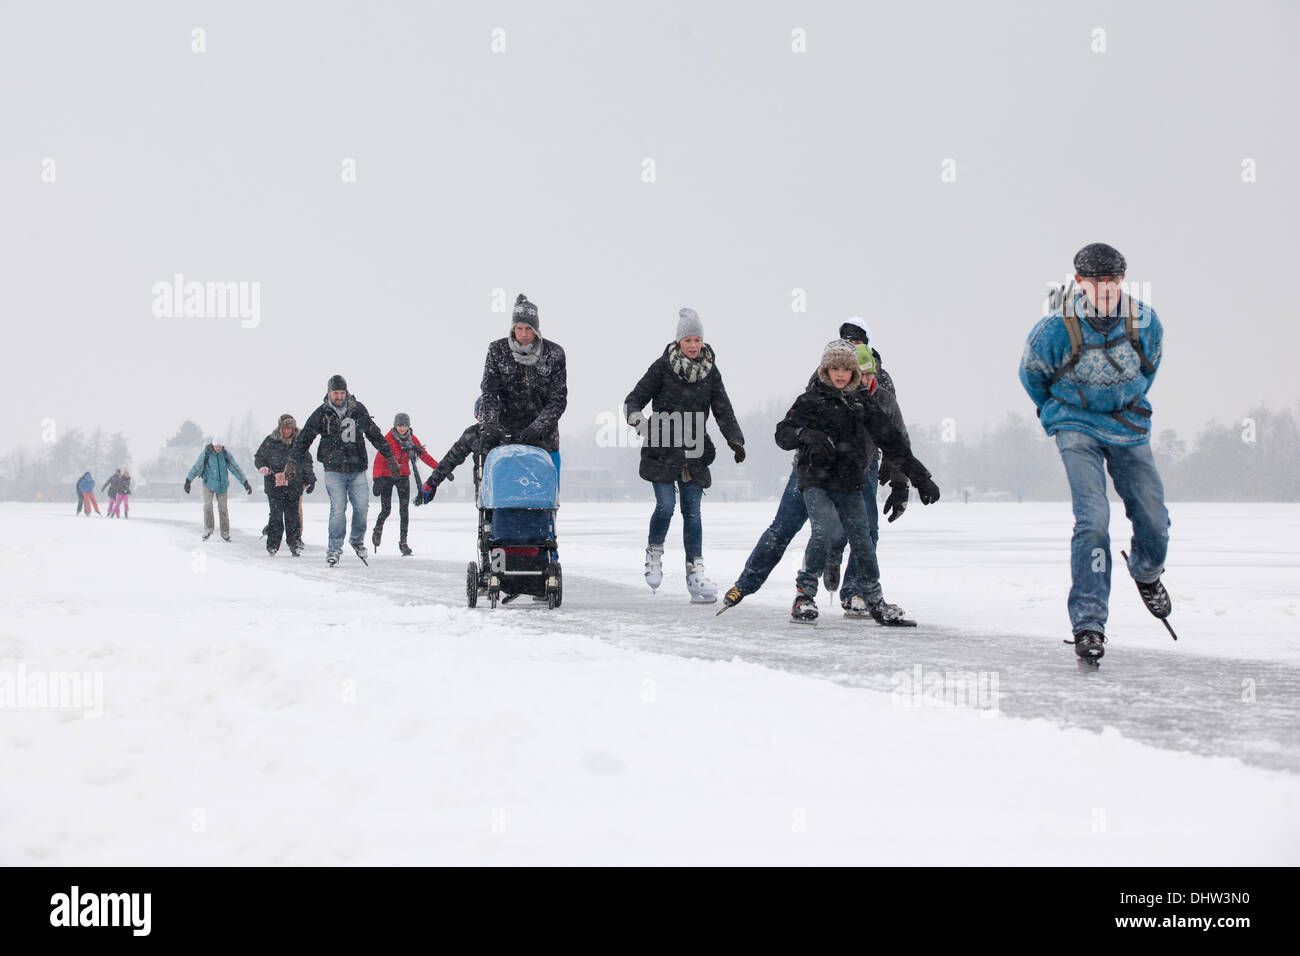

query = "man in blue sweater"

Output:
[[1020, 243, 1172, 663]]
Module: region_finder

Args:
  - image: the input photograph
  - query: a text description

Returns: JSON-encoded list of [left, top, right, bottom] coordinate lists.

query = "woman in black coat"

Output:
[[623, 308, 744, 603]]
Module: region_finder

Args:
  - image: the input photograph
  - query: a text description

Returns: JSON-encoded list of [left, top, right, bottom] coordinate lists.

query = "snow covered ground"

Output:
[[2, 498, 1297, 865]]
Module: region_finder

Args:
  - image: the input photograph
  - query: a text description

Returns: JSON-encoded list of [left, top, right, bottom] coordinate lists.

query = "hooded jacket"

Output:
[[776, 367, 931, 493], [292, 393, 392, 474], [255, 416, 317, 494], [186, 445, 248, 494]]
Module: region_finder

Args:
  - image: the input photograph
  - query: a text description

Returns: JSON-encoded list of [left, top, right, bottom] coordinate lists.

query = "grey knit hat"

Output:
[[512, 294, 539, 331], [1074, 243, 1126, 278], [676, 307, 704, 342], [393, 412, 411, 428], [327, 374, 348, 392]]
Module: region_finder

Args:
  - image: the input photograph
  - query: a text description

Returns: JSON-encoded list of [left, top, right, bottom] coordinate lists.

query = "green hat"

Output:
[[855, 344, 876, 375]]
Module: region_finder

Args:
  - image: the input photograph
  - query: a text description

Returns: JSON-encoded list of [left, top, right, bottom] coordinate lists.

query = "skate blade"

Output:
[[790, 618, 819, 626], [875, 619, 918, 628], [1076, 657, 1101, 670]]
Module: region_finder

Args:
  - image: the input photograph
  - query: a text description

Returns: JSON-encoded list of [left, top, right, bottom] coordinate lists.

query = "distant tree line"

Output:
[[2, 404, 1299, 502]]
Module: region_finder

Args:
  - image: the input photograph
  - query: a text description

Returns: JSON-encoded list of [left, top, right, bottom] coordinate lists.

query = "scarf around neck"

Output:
[[509, 332, 544, 366], [668, 342, 715, 383]]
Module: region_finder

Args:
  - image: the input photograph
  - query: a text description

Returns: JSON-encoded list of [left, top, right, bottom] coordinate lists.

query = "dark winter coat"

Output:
[[292, 393, 392, 475], [100, 472, 122, 495], [623, 345, 744, 489], [776, 372, 930, 493], [479, 336, 568, 452], [372, 429, 438, 478], [118, 475, 131, 496], [256, 421, 317, 496], [428, 423, 482, 485]]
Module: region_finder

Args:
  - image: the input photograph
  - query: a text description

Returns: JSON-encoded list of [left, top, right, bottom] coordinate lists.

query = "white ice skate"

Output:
[[685, 560, 718, 604], [644, 545, 664, 591]]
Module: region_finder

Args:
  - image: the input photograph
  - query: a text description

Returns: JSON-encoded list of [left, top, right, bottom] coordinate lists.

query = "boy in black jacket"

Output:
[[775, 340, 940, 623]]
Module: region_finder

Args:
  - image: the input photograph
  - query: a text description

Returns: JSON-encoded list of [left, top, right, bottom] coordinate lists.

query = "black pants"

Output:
[[374, 475, 410, 538], [267, 489, 303, 550]]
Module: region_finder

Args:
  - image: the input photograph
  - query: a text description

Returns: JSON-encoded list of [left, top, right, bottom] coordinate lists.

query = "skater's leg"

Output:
[[284, 491, 302, 546], [122, 495, 128, 518], [347, 471, 369, 547], [1055, 430, 1112, 635], [830, 488, 882, 604], [88, 493, 100, 514], [648, 481, 676, 547], [216, 492, 230, 537], [678, 479, 703, 562], [797, 487, 838, 598], [1106, 441, 1171, 584], [374, 478, 393, 534], [202, 486, 216, 534], [734, 466, 808, 595], [842, 456, 881, 600], [396, 476, 411, 540], [267, 493, 286, 550], [324, 471, 347, 556]]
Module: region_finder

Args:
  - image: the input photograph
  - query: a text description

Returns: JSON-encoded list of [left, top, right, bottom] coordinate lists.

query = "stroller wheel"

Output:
[[466, 562, 479, 608], [554, 564, 563, 608]]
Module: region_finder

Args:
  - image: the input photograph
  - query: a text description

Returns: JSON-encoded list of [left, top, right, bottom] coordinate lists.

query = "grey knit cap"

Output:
[[394, 412, 411, 428], [676, 307, 704, 342]]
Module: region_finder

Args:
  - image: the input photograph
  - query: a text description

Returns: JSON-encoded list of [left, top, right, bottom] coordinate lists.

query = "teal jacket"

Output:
[[186, 444, 248, 493], [1019, 292, 1162, 446]]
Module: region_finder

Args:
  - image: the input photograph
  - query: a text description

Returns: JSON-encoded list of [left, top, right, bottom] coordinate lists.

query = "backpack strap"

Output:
[[1109, 398, 1153, 435], [1048, 293, 1085, 385], [1124, 306, 1157, 375]]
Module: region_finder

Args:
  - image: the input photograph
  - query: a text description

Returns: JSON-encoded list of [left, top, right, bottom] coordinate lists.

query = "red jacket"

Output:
[[372, 429, 438, 478]]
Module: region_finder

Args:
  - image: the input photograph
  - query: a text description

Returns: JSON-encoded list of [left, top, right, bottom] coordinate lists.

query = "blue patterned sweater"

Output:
[[1019, 293, 1163, 446]]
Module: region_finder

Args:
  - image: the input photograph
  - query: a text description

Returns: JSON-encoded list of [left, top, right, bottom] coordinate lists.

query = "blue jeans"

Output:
[[816, 454, 881, 601], [649, 480, 704, 563], [324, 469, 370, 557], [735, 465, 807, 594], [1055, 430, 1170, 635], [797, 486, 882, 602]]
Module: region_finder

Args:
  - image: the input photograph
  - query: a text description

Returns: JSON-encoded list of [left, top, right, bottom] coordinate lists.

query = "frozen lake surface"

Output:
[[2, 499, 1296, 865]]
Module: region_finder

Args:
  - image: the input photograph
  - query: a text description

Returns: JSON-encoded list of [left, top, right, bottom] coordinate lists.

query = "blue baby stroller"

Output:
[[467, 444, 562, 609]]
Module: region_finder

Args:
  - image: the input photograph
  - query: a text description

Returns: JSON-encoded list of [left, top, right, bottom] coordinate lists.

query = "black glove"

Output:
[[304, 482, 315, 494], [517, 422, 545, 446], [184, 479, 192, 494], [480, 423, 505, 452], [243, 480, 252, 494], [729, 441, 746, 464], [878, 458, 892, 486], [883, 483, 909, 523], [799, 428, 835, 457], [914, 476, 941, 505]]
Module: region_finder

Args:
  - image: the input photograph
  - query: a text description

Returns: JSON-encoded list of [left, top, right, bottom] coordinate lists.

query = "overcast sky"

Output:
[[2, 0, 1296, 463]]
